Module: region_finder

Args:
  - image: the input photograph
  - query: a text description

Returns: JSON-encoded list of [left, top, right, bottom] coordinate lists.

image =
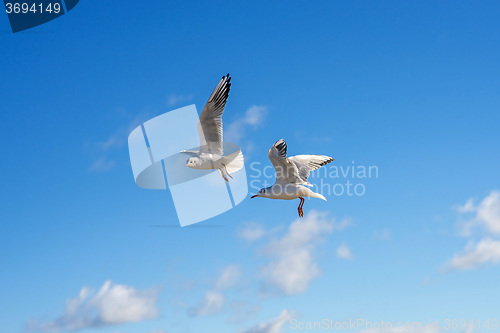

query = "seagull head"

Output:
[[186, 157, 200, 168], [251, 187, 268, 198]]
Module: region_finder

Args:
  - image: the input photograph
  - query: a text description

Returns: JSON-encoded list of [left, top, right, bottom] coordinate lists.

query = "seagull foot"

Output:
[[222, 163, 234, 179], [298, 208, 304, 218]]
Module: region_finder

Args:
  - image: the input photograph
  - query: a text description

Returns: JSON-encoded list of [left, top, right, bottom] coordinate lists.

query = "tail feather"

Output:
[[301, 186, 327, 201], [225, 150, 244, 173], [311, 192, 327, 201]]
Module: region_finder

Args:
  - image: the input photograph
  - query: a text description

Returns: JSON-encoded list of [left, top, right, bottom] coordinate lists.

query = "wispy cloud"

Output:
[[240, 309, 295, 333], [373, 229, 392, 241], [226, 301, 261, 324], [444, 191, 500, 271], [239, 223, 267, 242], [225, 105, 267, 143], [166, 94, 194, 107], [259, 211, 351, 295], [188, 265, 242, 317], [188, 290, 226, 317], [96, 113, 150, 152], [89, 157, 116, 172], [89, 111, 151, 172], [336, 243, 354, 260], [96, 134, 124, 151], [215, 265, 242, 290], [27, 280, 160, 332]]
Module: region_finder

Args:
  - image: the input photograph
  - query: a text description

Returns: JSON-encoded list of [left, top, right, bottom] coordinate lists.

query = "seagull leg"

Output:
[[218, 168, 229, 182], [298, 197, 305, 218], [300, 197, 305, 217], [221, 163, 233, 179]]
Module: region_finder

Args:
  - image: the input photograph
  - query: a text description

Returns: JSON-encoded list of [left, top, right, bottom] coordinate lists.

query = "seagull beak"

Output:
[[251, 194, 258, 198], [185, 163, 189, 167]]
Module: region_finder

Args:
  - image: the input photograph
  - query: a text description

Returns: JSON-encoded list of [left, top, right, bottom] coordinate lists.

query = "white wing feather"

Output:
[[288, 154, 334, 185]]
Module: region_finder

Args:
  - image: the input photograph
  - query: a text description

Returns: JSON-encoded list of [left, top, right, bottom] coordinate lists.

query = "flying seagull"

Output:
[[251, 139, 334, 217], [181, 74, 243, 181]]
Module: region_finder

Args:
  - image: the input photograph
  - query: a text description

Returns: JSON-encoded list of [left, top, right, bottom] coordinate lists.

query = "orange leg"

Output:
[[298, 197, 305, 218]]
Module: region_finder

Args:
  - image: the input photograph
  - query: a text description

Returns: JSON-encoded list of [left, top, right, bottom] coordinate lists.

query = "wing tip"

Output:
[[274, 139, 287, 157]]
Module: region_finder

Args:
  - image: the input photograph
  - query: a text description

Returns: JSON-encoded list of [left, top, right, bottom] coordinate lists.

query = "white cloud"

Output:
[[188, 291, 225, 317], [336, 243, 353, 260], [444, 191, 500, 271], [458, 191, 500, 236], [166, 94, 194, 107], [444, 238, 500, 271], [260, 211, 350, 295], [225, 105, 267, 143], [92, 281, 158, 324], [27, 280, 159, 332], [239, 223, 266, 242], [240, 309, 295, 333]]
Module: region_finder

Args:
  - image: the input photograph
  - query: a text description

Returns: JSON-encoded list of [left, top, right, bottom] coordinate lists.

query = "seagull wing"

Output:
[[268, 139, 308, 185], [288, 155, 334, 185], [197, 74, 231, 155]]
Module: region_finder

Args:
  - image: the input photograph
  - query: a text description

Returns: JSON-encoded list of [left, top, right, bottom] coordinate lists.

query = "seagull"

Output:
[[251, 139, 334, 217], [181, 74, 243, 182]]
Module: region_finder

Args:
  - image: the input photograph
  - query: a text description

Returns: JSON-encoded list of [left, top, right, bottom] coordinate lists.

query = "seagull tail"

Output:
[[310, 191, 327, 201], [300, 186, 327, 201], [225, 150, 244, 174]]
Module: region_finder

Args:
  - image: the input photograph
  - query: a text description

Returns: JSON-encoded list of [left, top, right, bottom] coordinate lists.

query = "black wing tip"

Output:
[[275, 138, 286, 145], [322, 157, 335, 166], [274, 139, 287, 157], [306, 155, 334, 169]]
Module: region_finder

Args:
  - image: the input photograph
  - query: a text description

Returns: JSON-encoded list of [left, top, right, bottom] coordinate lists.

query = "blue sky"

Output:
[[1, 1, 500, 333]]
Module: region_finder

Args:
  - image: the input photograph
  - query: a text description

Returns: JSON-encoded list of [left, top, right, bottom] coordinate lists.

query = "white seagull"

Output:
[[251, 139, 334, 217], [181, 74, 243, 181]]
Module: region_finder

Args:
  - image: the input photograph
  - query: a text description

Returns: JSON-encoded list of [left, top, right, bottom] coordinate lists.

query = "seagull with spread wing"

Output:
[[251, 139, 334, 217], [181, 74, 243, 181]]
